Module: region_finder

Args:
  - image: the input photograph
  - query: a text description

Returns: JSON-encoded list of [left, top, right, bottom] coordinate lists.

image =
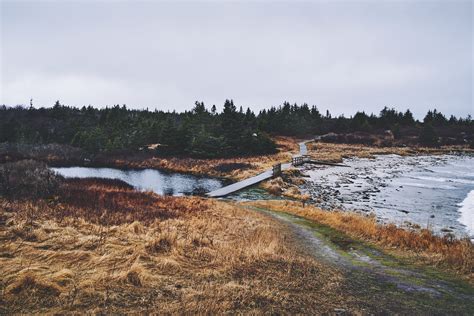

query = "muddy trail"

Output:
[[246, 205, 474, 315]]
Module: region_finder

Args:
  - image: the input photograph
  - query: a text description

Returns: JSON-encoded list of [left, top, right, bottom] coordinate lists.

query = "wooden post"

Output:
[[272, 163, 281, 177]]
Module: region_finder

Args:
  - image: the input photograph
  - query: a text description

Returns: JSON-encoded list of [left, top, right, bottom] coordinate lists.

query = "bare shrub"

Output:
[[0, 160, 63, 199], [214, 162, 251, 172], [0, 142, 85, 164]]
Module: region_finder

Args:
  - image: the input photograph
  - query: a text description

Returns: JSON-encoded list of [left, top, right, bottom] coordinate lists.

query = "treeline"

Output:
[[0, 100, 275, 158], [0, 100, 472, 157], [259, 104, 471, 136], [258, 104, 472, 146]]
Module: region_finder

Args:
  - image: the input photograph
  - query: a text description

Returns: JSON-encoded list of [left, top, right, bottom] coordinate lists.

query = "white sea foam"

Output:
[[458, 190, 474, 237], [397, 182, 456, 190], [410, 175, 474, 185]]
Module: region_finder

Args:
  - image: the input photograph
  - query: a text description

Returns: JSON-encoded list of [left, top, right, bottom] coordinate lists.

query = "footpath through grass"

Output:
[[243, 201, 474, 315]]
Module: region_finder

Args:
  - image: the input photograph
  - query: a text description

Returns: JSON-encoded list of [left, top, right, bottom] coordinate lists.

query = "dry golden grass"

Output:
[[307, 142, 473, 163], [260, 177, 285, 195], [245, 200, 474, 280], [0, 179, 361, 314]]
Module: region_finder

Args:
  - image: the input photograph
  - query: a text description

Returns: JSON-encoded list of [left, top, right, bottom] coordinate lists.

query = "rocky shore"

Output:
[[299, 154, 474, 239]]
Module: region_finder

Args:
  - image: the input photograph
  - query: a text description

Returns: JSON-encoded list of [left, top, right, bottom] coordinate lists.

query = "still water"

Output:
[[53, 167, 225, 196]]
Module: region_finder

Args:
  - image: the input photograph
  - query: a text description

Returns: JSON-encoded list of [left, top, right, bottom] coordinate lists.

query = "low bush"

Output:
[[0, 160, 63, 199], [214, 162, 251, 173]]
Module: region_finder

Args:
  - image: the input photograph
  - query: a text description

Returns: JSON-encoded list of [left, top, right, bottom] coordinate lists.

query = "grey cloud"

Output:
[[1, 0, 472, 119]]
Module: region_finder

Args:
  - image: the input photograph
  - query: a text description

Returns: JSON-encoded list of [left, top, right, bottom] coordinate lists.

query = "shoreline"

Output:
[[2, 141, 472, 181]]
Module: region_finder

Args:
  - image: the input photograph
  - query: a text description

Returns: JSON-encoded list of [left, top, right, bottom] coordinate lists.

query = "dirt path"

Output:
[[246, 205, 474, 314]]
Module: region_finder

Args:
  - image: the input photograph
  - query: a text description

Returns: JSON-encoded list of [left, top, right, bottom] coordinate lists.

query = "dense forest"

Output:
[[1, 100, 472, 158]]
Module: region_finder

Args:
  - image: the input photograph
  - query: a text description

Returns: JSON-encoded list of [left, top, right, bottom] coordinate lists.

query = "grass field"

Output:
[[0, 179, 359, 314]]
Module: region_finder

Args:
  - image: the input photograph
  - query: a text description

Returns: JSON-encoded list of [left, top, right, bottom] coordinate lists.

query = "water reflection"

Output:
[[53, 167, 224, 196]]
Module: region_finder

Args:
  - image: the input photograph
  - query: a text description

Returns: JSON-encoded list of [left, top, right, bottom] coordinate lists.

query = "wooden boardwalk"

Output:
[[206, 141, 306, 198], [207, 140, 349, 198], [207, 169, 272, 198]]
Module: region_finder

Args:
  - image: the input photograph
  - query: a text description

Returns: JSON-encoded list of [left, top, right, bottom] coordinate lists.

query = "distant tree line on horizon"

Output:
[[0, 100, 472, 158]]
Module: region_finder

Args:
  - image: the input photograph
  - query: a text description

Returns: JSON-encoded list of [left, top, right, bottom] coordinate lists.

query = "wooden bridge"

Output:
[[206, 141, 348, 198], [207, 142, 306, 198]]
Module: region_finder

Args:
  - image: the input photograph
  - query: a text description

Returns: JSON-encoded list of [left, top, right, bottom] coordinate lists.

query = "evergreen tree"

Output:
[[402, 110, 415, 125], [419, 124, 439, 146]]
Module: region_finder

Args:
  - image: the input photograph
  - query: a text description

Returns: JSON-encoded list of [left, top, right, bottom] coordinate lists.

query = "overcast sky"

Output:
[[1, 0, 472, 118]]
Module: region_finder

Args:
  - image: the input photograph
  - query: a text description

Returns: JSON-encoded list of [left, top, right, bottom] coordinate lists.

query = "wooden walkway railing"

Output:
[[292, 155, 311, 166]]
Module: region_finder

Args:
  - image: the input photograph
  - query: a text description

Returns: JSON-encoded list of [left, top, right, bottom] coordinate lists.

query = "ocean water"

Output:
[[301, 154, 474, 240]]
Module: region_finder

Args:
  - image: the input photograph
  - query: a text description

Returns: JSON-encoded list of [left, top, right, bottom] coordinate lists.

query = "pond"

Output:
[[53, 166, 225, 196]]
